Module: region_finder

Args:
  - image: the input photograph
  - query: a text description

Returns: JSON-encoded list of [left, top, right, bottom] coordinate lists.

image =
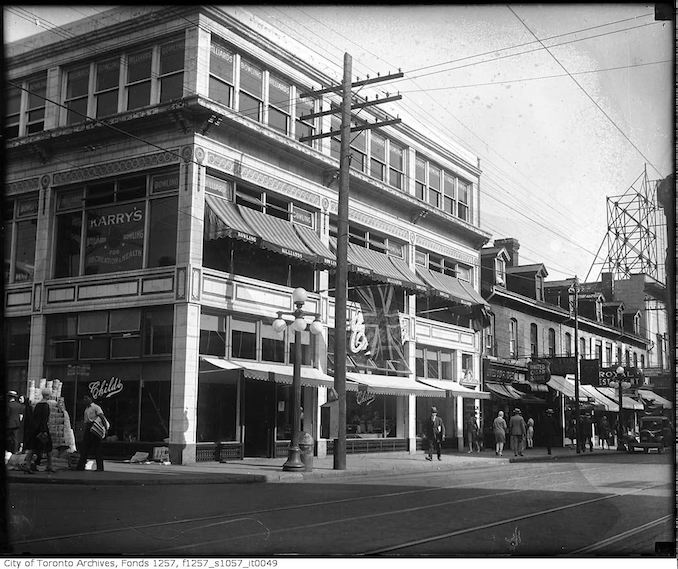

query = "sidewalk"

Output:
[[6, 446, 622, 486]]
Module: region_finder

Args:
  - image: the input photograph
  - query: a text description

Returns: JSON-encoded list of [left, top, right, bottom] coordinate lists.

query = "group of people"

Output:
[[5, 389, 111, 473], [491, 408, 558, 456]]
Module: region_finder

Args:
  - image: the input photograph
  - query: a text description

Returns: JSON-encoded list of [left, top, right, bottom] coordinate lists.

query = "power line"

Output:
[[506, 5, 664, 178]]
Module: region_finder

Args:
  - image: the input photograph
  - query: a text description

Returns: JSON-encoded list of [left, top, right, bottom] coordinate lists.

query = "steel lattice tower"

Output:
[[587, 168, 667, 284]]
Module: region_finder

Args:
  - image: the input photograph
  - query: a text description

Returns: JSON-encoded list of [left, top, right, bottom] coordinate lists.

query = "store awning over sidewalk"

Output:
[[202, 358, 335, 388], [199, 356, 244, 371], [485, 382, 546, 404], [579, 384, 619, 412], [596, 387, 645, 410], [346, 372, 444, 397], [416, 378, 490, 399], [204, 195, 260, 243], [637, 389, 673, 409], [415, 266, 488, 308], [547, 375, 588, 401]]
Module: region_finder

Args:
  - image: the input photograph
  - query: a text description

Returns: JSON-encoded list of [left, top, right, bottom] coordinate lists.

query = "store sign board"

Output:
[[483, 361, 519, 383], [528, 360, 551, 383], [88, 377, 124, 399], [597, 366, 644, 387], [85, 203, 144, 274], [67, 364, 91, 377]]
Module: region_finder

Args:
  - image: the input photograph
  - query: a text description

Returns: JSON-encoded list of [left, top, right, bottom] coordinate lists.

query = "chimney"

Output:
[[494, 238, 520, 267], [601, 272, 614, 301]]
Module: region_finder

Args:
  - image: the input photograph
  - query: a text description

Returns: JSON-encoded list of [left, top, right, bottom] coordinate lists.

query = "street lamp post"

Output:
[[609, 365, 631, 451], [272, 287, 323, 472], [568, 277, 582, 454]]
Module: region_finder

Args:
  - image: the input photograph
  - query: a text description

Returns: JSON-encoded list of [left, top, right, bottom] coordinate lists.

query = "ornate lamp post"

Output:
[[609, 365, 631, 451], [272, 287, 323, 471]]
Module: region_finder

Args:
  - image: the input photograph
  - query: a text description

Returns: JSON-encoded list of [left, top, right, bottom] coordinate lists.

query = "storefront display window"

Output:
[[347, 392, 396, 437], [232, 318, 256, 360], [200, 311, 227, 356], [4, 316, 31, 361], [416, 396, 456, 440], [262, 323, 285, 363], [197, 373, 237, 442]]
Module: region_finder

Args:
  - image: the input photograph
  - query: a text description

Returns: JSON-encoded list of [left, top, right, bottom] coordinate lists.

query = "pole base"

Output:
[[282, 445, 305, 471]]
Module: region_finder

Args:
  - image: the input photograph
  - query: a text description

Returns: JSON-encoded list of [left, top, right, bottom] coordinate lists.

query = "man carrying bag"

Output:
[[76, 395, 110, 472]]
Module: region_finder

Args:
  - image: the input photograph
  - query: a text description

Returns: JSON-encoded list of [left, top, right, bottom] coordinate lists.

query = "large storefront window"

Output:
[[45, 307, 173, 441], [54, 168, 179, 278], [4, 316, 30, 394], [197, 373, 237, 442], [416, 396, 457, 441], [347, 392, 396, 437]]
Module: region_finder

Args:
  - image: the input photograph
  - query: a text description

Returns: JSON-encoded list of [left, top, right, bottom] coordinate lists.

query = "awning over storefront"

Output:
[[346, 372, 444, 396], [348, 244, 426, 293], [204, 195, 260, 243], [515, 380, 549, 393], [294, 224, 336, 269], [596, 387, 645, 410], [485, 382, 546, 404], [579, 384, 619, 412], [416, 378, 490, 399], [416, 266, 488, 307], [199, 356, 244, 371], [235, 361, 335, 388], [238, 206, 319, 264], [637, 389, 673, 409], [547, 375, 588, 401]]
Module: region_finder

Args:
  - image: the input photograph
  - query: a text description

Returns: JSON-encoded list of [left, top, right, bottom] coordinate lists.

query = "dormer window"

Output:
[[495, 258, 506, 286]]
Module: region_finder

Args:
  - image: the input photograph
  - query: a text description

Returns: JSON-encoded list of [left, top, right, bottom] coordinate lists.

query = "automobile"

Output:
[[625, 415, 673, 453]]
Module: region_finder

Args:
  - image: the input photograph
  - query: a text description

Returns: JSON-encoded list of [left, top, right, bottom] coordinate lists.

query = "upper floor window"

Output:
[[295, 96, 315, 147], [370, 132, 386, 182], [495, 257, 506, 286], [415, 154, 473, 223], [564, 332, 572, 357], [616, 346, 622, 365], [415, 346, 455, 381], [268, 74, 291, 134], [389, 141, 405, 190], [509, 319, 517, 358], [233, 180, 315, 228], [605, 343, 612, 366], [209, 39, 234, 107], [548, 328, 556, 357], [349, 128, 367, 173], [6, 72, 47, 138], [530, 323, 538, 357], [485, 314, 495, 356], [54, 167, 179, 278], [457, 178, 471, 221], [329, 218, 404, 259], [580, 337, 586, 358], [417, 249, 473, 285], [428, 164, 441, 209], [63, 38, 185, 124], [625, 349, 630, 367], [536, 274, 544, 301], [3, 195, 38, 283], [415, 156, 426, 200], [239, 58, 263, 122]]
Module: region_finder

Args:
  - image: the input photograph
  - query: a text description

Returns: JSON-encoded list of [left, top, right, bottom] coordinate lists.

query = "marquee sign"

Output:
[[597, 367, 644, 387]]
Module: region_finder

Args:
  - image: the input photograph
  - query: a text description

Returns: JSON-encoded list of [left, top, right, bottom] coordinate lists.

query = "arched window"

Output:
[[548, 328, 556, 357], [509, 318, 518, 358], [564, 332, 572, 357], [530, 323, 538, 357]]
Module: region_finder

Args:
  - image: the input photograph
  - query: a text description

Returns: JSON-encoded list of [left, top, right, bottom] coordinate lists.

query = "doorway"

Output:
[[243, 379, 275, 457]]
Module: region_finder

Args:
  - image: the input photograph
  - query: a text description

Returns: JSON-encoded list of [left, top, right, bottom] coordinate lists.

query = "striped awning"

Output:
[[596, 387, 645, 410], [348, 244, 424, 292], [416, 266, 488, 307], [547, 375, 588, 401], [205, 195, 260, 244], [329, 237, 372, 277], [238, 206, 318, 264], [237, 360, 335, 389], [346, 372, 444, 397], [637, 389, 672, 409], [579, 384, 619, 412], [416, 378, 490, 399], [294, 224, 336, 269]]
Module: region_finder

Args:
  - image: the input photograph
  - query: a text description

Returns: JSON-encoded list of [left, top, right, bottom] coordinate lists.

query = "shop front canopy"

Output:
[[200, 357, 334, 388], [346, 372, 444, 397], [415, 266, 488, 308], [485, 382, 546, 404], [205, 195, 260, 244], [199, 355, 244, 371], [546, 375, 588, 401], [579, 384, 619, 412], [637, 389, 673, 409], [416, 378, 490, 399], [596, 387, 645, 410]]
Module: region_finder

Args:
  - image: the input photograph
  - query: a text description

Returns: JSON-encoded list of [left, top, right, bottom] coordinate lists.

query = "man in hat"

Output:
[[543, 408, 558, 455], [508, 408, 526, 456], [423, 406, 446, 461], [6, 391, 24, 454]]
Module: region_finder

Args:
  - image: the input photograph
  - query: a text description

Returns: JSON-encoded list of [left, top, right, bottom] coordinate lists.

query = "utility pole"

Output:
[[299, 54, 403, 469], [569, 277, 582, 454]]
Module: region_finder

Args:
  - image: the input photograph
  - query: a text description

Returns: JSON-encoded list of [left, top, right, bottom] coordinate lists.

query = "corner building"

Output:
[[5, 7, 491, 464]]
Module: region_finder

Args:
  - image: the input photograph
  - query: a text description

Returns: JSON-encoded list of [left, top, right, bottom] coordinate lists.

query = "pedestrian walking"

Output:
[[6, 391, 24, 454], [598, 416, 611, 449], [526, 416, 535, 448], [579, 413, 594, 452], [423, 406, 446, 461], [465, 411, 480, 453], [22, 389, 55, 474], [543, 408, 558, 455], [76, 395, 110, 472], [508, 408, 526, 456], [492, 410, 507, 456]]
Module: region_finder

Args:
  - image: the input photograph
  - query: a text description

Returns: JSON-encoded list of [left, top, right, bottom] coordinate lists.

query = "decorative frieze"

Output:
[[52, 150, 180, 186], [6, 177, 40, 195], [415, 234, 476, 265]]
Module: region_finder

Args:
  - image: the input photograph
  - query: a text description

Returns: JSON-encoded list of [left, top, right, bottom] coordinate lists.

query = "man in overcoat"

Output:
[[508, 408, 526, 456], [423, 406, 446, 461]]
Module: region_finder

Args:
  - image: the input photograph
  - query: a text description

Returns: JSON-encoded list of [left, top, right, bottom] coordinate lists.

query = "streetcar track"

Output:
[[363, 481, 670, 554], [5, 462, 644, 550], [570, 514, 674, 554]]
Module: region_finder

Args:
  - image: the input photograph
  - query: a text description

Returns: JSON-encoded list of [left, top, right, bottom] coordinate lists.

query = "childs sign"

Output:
[[88, 377, 124, 399]]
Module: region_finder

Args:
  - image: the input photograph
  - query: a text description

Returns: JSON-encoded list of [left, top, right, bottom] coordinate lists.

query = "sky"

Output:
[[4, 5, 674, 282]]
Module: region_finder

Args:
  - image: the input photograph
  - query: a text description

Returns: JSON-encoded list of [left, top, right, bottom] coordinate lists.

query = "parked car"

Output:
[[625, 415, 673, 453]]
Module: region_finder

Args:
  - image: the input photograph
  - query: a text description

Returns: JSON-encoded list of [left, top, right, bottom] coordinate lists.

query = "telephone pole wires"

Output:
[[300, 53, 403, 469]]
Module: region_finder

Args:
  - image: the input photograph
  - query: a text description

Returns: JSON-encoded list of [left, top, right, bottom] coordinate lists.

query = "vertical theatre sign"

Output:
[[85, 204, 145, 274]]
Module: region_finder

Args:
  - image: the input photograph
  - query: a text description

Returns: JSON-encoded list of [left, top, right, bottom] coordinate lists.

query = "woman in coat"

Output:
[[492, 410, 507, 456], [22, 389, 55, 473]]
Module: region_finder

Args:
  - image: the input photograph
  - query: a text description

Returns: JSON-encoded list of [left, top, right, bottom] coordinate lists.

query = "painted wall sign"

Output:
[[527, 360, 551, 383]]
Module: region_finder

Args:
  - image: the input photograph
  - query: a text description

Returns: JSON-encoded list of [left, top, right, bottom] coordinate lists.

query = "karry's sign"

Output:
[[89, 377, 124, 399]]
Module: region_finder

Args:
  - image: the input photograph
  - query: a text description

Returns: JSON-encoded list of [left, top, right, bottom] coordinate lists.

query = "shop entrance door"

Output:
[[243, 379, 275, 457]]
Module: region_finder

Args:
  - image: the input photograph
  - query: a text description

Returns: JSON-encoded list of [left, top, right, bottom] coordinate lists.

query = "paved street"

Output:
[[7, 452, 673, 557]]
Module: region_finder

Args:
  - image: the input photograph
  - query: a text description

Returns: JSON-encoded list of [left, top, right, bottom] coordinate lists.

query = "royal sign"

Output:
[[597, 366, 644, 387]]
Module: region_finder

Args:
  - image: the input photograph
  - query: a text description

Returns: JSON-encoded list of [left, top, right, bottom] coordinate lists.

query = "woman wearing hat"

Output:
[[492, 410, 507, 456], [423, 406, 446, 461], [508, 408, 526, 456]]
